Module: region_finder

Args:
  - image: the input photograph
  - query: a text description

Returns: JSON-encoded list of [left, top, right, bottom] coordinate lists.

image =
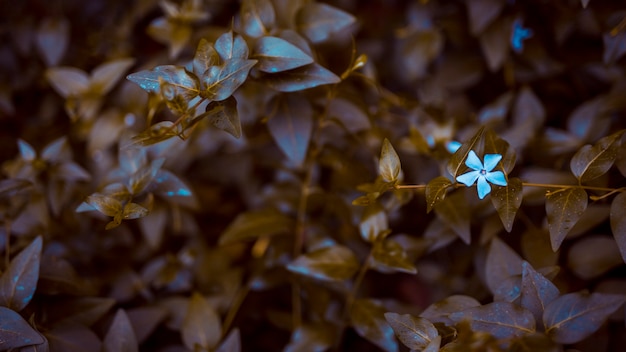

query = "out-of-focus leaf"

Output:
[[252, 36, 313, 73], [359, 204, 389, 243], [240, 0, 276, 38], [46, 68, 89, 98], [384, 312, 438, 350], [192, 39, 219, 76], [259, 63, 340, 92], [450, 302, 536, 339], [581, 0, 590, 8], [130, 121, 180, 147], [447, 126, 485, 178], [296, 3, 355, 44], [544, 292, 626, 344], [51, 297, 116, 327], [603, 32, 626, 64], [420, 295, 481, 325], [215, 328, 241, 352], [46, 323, 102, 352], [0, 236, 42, 311], [545, 187, 588, 251], [215, 31, 249, 62], [379, 138, 401, 183], [483, 129, 516, 174], [0, 306, 44, 349], [480, 17, 512, 72], [287, 245, 359, 282], [371, 239, 417, 275], [521, 229, 558, 268], [610, 192, 626, 262], [485, 237, 523, 295], [36, 17, 69, 66], [466, 0, 505, 35], [203, 59, 257, 101], [103, 309, 138, 352], [478, 91, 513, 124], [509, 333, 560, 352], [426, 176, 452, 213], [400, 29, 444, 80], [490, 178, 523, 232], [326, 97, 371, 134], [568, 235, 623, 279], [203, 95, 241, 138], [513, 86, 545, 128], [350, 299, 398, 352], [520, 262, 559, 330], [567, 96, 610, 141], [90, 58, 135, 95], [570, 130, 624, 183], [0, 179, 33, 198], [266, 94, 312, 167], [122, 203, 148, 220], [147, 17, 191, 59], [126, 306, 167, 344], [127, 65, 200, 101], [129, 158, 164, 195], [219, 208, 293, 245], [181, 292, 221, 351], [284, 324, 334, 352], [434, 191, 470, 244]]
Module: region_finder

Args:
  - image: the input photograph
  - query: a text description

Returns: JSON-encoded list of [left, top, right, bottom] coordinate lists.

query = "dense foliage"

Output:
[[1, 0, 626, 351]]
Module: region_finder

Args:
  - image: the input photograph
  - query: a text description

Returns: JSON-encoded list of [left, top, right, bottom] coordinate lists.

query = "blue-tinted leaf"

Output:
[[450, 302, 536, 339], [85, 194, 122, 217], [36, 17, 69, 67], [41, 137, 72, 163], [127, 65, 200, 101], [90, 58, 136, 94], [513, 86, 545, 128], [485, 237, 523, 295], [478, 91, 513, 124], [259, 63, 340, 92], [420, 295, 481, 326], [570, 130, 624, 183], [239, 0, 276, 38], [384, 312, 438, 350], [296, 3, 355, 44], [426, 176, 452, 213], [215, 31, 249, 61], [204, 59, 257, 101], [0, 236, 42, 311], [192, 39, 219, 76], [466, 0, 505, 35], [218, 208, 294, 245], [203, 95, 241, 139], [544, 292, 626, 344], [252, 36, 313, 73], [154, 170, 198, 209], [0, 178, 33, 198], [567, 235, 623, 280], [103, 309, 138, 352], [215, 328, 240, 352], [350, 299, 398, 352], [284, 324, 334, 352], [182, 293, 221, 351], [18, 139, 37, 162], [603, 31, 626, 64], [520, 262, 559, 330], [0, 306, 44, 349], [491, 177, 523, 232], [545, 187, 588, 251], [267, 94, 313, 167], [434, 191, 470, 244], [610, 192, 626, 262], [326, 97, 371, 133], [287, 245, 359, 282]]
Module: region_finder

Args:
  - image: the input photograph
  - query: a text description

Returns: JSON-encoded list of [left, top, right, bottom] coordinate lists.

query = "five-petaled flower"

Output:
[[456, 150, 507, 199]]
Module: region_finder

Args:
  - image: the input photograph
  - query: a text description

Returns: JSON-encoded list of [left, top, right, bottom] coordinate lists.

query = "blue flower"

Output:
[[456, 151, 507, 199]]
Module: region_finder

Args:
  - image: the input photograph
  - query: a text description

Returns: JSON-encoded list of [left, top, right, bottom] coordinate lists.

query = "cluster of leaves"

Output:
[[2, 0, 626, 351]]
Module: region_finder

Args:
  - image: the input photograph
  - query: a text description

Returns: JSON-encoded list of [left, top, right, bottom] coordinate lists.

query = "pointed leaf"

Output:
[[350, 299, 398, 352], [284, 324, 334, 352], [379, 138, 401, 183], [204, 59, 257, 101], [219, 208, 294, 245], [603, 32, 626, 64], [267, 95, 313, 167], [0, 306, 45, 349], [545, 187, 588, 251], [485, 237, 523, 295], [36, 17, 69, 66], [103, 310, 138, 352], [371, 239, 417, 275], [0, 236, 42, 311], [426, 176, 452, 213], [466, 0, 505, 35], [204, 95, 241, 138], [215, 328, 241, 352], [570, 130, 624, 183], [326, 97, 371, 133], [520, 262, 559, 330], [359, 204, 389, 243], [544, 292, 626, 344], [259, 63, 340, 92], [45, 322, 102, 352], [84, 194, 122, 217], [127, 65, 200, 100], [296, 3, 355, 44], [182, 293, 221, 351], [479, 17, 512, 72], [483, 128, 516, 174], [192, 39, 219, 76], [434, 191, 471, 244], [91, 58, 136, 94], [610, 192, 626, 262], [447, 126, 485, 178], [122, 203, 149, 220], [252, 36, 313, 73], [46, 67, 90, 97], [215, 31, 249, 61], [491, 177, 522, 232], [567, 235, 623, 279], [240, 0, 276, 38], [450, 302, 536, 339], [384, 312, 438, 350], [287, 245, 359, 282], [420, 295, 481, 325]]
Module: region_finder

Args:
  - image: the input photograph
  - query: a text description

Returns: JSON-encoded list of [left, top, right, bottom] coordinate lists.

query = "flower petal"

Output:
[[456, 170, 480, 187], [486, 170, 507, 186], [446, 141, 462, 154], [483, 153, 503, 172], [465, 150, 483, 171], [476, 176, 491, 199]]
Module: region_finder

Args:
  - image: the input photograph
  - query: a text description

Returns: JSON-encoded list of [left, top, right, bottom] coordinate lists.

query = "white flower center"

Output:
[[480, 169, 487, 175]]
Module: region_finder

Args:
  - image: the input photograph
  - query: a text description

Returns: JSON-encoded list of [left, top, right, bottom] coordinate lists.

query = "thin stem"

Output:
[[344, 249, 372, 317], [521, 182, 625, 193], [394, 184, 427, 190], [221, 280, 251, 338]]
